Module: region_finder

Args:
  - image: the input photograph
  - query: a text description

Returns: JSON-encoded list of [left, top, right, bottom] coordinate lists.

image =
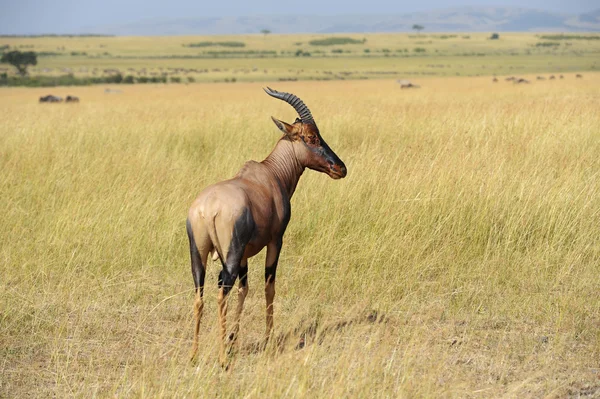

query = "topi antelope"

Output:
[[186, 87, 347, 365]]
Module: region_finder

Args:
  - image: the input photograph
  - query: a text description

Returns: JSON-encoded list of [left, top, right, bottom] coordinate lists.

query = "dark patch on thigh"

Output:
[[187, 218, 205, 292], [225, 207, 255, 271], [219, 208, 255, 295]]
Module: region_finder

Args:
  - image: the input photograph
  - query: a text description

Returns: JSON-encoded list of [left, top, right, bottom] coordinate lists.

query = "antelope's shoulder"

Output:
[[235, 160, 266, 178]]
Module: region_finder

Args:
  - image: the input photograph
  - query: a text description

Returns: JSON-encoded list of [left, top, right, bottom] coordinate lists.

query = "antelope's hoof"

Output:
[[189, 346, 199, 363], [228, 332, 237, 343], [220, 354, 234, 371]]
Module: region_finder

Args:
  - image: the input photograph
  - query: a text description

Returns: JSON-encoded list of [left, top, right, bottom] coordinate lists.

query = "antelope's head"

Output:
[[264, 87, 347, 179]]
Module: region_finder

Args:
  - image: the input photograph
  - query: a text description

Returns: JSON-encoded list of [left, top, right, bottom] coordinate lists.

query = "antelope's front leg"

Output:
[[265, 239, 282, 342]]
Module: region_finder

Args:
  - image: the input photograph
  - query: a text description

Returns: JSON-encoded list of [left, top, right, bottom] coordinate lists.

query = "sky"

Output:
[[1, 0, 598, 34]]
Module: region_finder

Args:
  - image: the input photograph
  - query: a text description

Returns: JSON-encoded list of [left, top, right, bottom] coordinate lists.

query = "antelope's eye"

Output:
[[305, 135, 319, 145]]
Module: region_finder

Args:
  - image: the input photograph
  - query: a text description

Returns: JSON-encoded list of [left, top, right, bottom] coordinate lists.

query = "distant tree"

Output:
[[260, 29, 271, 38], [0, 50, 37, 76], [412, 24, 424, 34], [490, 33, 500, 40]]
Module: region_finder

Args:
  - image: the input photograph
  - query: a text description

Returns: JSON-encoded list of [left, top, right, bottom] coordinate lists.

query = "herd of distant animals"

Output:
[[397, 74, 584, 88], [493, 73, 583, 84], [39, 94, 79, 103]]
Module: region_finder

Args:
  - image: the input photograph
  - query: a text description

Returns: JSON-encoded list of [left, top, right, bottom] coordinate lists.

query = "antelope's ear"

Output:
[[271, 116, 294, 135]]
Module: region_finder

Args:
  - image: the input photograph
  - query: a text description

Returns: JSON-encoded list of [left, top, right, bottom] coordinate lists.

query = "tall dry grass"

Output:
[[1, 76, 599, 397]]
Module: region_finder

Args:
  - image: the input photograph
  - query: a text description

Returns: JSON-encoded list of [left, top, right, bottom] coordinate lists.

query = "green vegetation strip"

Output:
[[0, 73, 197, 87], [184, 41, 246, 48], [539, 35, 600, 40], [309, 37, 366, 46]]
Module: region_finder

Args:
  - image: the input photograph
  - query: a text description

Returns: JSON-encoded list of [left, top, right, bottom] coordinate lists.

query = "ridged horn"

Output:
[[263, 87, 314, 123]]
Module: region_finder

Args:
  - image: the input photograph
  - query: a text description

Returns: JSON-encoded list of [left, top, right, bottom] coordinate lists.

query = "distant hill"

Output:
[[86, 7, 600, 36], [568, 9, 600, 29]]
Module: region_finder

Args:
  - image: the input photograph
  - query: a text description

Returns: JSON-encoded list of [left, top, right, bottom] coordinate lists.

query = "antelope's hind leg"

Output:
[[187, 219, 211, 362], [216, 208, 254, 366]]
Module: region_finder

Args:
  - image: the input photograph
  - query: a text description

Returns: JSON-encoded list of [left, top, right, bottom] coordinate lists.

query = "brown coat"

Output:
[[187, 88, 346, 365]]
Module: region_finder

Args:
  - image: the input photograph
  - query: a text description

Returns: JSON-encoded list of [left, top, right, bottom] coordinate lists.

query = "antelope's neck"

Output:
[[261, 139, 304, 198]]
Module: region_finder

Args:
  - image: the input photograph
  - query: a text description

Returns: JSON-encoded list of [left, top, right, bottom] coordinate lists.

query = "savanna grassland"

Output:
[[2, 32, 600, 83], [1, 74, 600, 398]]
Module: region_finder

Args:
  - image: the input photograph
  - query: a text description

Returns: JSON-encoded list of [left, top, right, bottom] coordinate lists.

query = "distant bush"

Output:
[[363, 49, 370, 53], [70, 51, 87, 56], [295, 49, 311, 57], [490, 33, 500, 40], [123, 75, 135, 84], [331, 49, 344, 53], [309, 37, 363, 46], [170, 76, 181, 83], [37, 52, 63, 57], [184, 41, 245, 48], [203, 50, 276, 57], [105, 73, 123, 84], [1, 50, 37, 76], [539, 35, 599, 40], [536, 42, 560, 47], [187, 76, 195, 83], [413, 47, 427, 53]]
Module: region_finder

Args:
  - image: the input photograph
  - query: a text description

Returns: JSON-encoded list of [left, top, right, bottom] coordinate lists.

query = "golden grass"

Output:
[[1, 75, 600, 397]]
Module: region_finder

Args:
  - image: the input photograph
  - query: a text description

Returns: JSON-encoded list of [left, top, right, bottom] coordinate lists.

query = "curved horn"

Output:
[[263, 87, 314, 123]]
